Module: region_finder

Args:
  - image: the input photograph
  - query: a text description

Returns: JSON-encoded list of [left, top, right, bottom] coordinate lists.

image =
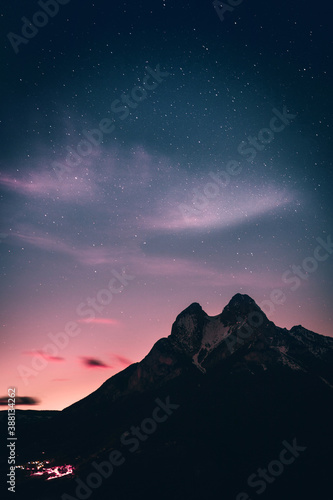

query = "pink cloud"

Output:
[[23, 350, 65, 362], [0, 170, 98, 202], [41, 354, 65, 362], [111, 354, 133, 367], [0, 145, 163, 204], [78, 318, 119, 325]]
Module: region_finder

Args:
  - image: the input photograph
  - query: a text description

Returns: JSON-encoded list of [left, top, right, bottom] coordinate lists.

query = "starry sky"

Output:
[[0, 0, 332, 410]]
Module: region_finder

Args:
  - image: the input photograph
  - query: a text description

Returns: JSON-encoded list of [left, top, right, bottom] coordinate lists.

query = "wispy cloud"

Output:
[[143, 185, 295, 232], [111, 354, 133, 367], [0, 145, 162, 204], [124, 254, 284, 288], [0, 169, 98, 202], [78, 318, 119, 325], [23, 350, 65, 362], [12, 227, 284, 288], [12, 227, 124, 265]]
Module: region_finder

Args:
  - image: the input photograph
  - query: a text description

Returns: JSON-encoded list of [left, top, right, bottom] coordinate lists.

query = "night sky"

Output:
[[1, 0, 332, 410]]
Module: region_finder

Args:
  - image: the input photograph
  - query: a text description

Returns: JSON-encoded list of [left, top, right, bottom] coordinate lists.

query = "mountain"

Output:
[[8, 294, 333, 500]]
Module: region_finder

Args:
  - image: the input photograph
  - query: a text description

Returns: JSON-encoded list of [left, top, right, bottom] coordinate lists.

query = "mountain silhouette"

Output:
[[5, 294, 333, 500]]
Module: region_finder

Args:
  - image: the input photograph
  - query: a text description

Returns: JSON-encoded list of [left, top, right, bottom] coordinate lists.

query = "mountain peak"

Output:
[[178, 302, 204, 316], [221, 293, 265, 326], [169, 302, 207, 355], [228, 293, 256, 306], [168, 295, 265, 359]]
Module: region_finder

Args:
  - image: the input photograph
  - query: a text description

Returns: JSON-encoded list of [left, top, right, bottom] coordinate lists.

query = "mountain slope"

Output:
[[62, 293, 333, 415]]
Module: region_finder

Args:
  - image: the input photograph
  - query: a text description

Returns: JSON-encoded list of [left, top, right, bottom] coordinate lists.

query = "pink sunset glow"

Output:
[[1, 146, 332, 411]]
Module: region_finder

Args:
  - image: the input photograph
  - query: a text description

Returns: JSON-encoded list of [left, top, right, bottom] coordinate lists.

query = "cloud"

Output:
[[78, 318, 119, 325], [0, 145, 159, 204], [111, 354, 133, 367], [23, 350, 65, 362], [126, 253, 284, 288], [12, 228, 123, 265], [0, 166, 99, 202], [11, 223, 127, 268], [41, 354, 65, 362], [0, 396, 40, 406], [143, 184, 295, 232], [80, 357, 111, 368], [12, 226, 284, 289]]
